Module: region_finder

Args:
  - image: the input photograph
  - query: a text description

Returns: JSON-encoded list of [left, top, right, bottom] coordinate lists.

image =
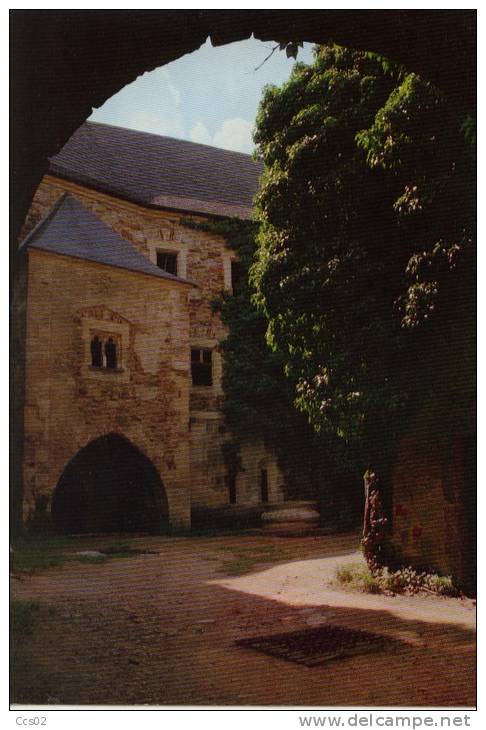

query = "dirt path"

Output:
[[11, 532, 475, 707]]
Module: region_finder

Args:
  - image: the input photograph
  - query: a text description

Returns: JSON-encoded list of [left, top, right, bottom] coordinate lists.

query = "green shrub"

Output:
[[334, 561, 459, 597], [335, 562, 378, 592], [360, 571, 382, 594], [335, 565, 355, 584], [335, 562, 365, 585], [425, 574, 458, 596]]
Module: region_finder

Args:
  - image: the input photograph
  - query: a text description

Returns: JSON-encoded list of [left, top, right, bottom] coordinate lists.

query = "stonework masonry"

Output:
[[21, 175, 283, 530], [390, 420, 474, 588], [23, 248, 192, 528], [18, 128, 475, 587]]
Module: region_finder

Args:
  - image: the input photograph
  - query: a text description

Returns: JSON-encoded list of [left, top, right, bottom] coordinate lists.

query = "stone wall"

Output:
[[22, 176, 233, 357], [23, 248, 192, 529], [189, 422, 284, 511], [390, 428, 474, 588], [22, 176, 285, 525], [23, 177, 232, 400], [11, 252, 29, 533], [389, 299, 475, 590], [238, 441, 285, 506]]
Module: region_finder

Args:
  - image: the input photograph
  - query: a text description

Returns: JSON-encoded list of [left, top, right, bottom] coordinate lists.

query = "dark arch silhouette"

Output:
[[51, 433, 168, 535], [10, 10, 475, 248], [10, 10, 476, 535]]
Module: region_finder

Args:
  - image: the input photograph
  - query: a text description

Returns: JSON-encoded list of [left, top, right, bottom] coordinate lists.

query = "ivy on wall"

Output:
[[182, 216, 360, 520]]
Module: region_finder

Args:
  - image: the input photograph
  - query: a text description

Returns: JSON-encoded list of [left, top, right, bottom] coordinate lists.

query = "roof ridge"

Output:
[[22, 194, 192, 286], [83, 120, 256, 159], [48, 121, 261, 218], [19, 192, 68, 250]]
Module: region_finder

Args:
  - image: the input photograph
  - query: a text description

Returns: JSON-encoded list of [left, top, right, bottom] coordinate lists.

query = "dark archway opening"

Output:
[[51, 434, 168, 535]]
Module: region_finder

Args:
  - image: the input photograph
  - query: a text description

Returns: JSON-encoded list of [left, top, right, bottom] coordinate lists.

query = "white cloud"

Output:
[[189, 117, 254, 154], [119, 109, 184, 139], [189, 121, 212, 146], [213, 118, 254, 153], [90, 66, 184, 138], [153, 67, 181, 107]]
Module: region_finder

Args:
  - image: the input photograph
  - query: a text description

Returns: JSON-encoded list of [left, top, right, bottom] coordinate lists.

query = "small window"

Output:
[[156, 250, 178, 276], [90, 335, 102, 368], [260, 468, 269, 504], [191, 348, 212, 386], [228, 474, 237, 505], [105, 337, 118, 370], [89, 332, 121, 372], [231, 260, 244, 295]]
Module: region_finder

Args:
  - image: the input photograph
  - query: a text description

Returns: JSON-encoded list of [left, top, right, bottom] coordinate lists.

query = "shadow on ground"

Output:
[[11, 532, 476, 707]]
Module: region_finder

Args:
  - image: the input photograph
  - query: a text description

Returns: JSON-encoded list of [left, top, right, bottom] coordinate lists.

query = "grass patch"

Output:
[[100, 543, 131, 555], [334, 561, 459, 596], [75, 555, 108, 564], [12, 550, 67, 573], [10, 536, 156, 574], [335, 562, 382, 594], [10, 601, 41, 637], [96, 544, 159, 558], [221, 556, 256, 576], [216, 544, 291, 576], [182, 526, 260, 538], [11, 534, 75, 573], [213, 544, 288, 555]]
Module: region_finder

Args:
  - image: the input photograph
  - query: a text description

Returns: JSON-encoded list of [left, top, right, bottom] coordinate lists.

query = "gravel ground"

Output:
[[11, 531, 476, 708]]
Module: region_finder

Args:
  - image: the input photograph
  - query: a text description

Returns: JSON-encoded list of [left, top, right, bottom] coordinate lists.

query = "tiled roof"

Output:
[[20, 194, 189, 284], [48, 121, 262, 219]]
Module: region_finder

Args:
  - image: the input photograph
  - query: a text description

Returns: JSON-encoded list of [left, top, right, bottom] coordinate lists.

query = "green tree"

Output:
[[183, 216, 361, 525], [252, 45, 474, 473]]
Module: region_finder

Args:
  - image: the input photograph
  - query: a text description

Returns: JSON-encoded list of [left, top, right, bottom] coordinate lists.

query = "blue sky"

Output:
[[89, 37, 314, 154]]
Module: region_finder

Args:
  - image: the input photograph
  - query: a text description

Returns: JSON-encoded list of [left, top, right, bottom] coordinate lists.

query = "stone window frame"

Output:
[[156, 250, 178, 276], [90, 330, 121, 370], [81, 317, 130, 382], [223, 252, 240, 293], [230, 259, 244, 295], [147, 240, 187, 279], [190, 338, 223, 392], [191, 347, 213, 387]]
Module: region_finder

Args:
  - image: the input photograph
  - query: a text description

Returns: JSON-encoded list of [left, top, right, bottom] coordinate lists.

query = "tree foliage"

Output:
[[251, 45, 475, 466], [182, 216, 357, 514]]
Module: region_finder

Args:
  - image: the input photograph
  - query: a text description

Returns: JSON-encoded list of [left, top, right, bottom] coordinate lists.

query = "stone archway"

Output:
[[51, 433, 168, 534], [10, 10, 476, 535], [10, 10, 476, 246]]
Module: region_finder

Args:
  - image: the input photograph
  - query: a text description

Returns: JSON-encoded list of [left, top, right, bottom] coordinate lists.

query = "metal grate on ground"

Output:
[[236, 624, 394, 667]]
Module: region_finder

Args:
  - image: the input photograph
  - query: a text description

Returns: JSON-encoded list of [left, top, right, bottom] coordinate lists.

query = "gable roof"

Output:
[[48, 121, 262, 219], [20, 194, 189, 284]]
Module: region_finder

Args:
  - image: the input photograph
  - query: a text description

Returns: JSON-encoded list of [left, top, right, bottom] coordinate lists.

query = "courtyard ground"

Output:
[[11, 531, 476, 707]]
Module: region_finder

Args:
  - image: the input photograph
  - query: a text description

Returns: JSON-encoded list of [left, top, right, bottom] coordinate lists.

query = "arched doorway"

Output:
[[51, 433, 168, 534]]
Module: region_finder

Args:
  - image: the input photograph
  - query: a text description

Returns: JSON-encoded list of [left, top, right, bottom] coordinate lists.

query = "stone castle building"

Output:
[[16, 120, 474, 590], [19, 121, 285, 533]]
